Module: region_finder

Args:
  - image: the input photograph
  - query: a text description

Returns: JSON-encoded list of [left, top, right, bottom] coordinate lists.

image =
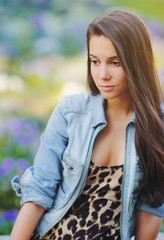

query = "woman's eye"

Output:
[[112, 61, 120, 67], [91, 60, 99, 65]]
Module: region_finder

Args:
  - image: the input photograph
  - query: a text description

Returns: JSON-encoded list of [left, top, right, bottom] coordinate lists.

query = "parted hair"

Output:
[[86, 9, 164, 207]]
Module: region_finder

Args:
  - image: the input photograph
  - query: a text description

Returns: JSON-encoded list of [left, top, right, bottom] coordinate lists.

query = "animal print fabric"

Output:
[[31, 161, 123, 240]]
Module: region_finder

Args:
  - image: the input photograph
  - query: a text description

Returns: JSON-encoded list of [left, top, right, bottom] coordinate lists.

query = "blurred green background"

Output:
[[0, 0, 164, 234]]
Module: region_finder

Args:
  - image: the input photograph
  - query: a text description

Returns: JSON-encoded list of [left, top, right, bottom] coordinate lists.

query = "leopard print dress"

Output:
[[31, 161, 123, 240]]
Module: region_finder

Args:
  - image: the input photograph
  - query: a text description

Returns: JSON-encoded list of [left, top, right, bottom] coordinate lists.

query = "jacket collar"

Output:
[[128, 113, 135, 124], [91, 93, 135, 127], [91, 94, 107, 127]]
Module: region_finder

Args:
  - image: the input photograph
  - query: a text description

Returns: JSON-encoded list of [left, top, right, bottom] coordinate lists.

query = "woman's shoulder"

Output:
[[59, 92, 100, 113]]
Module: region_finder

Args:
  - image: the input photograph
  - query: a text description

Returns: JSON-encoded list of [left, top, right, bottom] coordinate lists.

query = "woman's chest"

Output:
[[91, 123, 127, 167]]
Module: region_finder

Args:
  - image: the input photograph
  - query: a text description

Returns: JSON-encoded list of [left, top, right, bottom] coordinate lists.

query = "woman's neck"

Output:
[[105, 97, 134, 120]]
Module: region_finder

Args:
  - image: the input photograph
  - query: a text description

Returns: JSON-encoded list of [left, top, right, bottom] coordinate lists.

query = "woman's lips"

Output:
[[99, 85, 115, 92]]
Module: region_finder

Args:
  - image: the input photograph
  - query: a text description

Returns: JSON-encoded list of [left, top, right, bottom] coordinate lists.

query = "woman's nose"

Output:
[[99, 65, 111, 80]]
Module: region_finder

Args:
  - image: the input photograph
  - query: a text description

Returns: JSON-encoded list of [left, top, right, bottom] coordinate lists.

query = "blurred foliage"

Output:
[[116, 0, 164, 22], [0, 116, 43, 234], [0, 0, 164, 61], [0, 0, 111, 59]]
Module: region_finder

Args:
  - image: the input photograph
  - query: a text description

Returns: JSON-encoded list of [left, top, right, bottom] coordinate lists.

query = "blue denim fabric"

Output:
[[12, 92, 164, 239]]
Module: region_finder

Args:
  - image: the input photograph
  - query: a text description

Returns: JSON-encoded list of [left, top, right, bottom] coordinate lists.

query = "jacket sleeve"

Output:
[[12, 98, 68, 210], [136, 200, 164, 217]]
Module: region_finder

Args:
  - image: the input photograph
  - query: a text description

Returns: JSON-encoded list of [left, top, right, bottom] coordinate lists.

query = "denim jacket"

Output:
[[12, 92, 164, 239]]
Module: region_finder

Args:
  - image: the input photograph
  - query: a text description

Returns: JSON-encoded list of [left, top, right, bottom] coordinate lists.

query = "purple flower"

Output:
[[0, 157, 30, 185], [31, 12, 44, 30], [3, 116, 40, 147], [0, 157, 15, 176], [1, 209, 18, 223], [147, 20, 164, 37], [16, 159, 30, 171]]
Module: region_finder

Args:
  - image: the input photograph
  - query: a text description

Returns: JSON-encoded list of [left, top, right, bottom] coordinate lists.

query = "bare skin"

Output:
[[135, 210, 163, 240], [10, 202, 45, 240], [91, 102, 133, 167]]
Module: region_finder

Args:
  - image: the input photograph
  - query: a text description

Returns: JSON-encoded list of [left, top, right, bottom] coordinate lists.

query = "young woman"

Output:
[[10, 9, 164, 240]]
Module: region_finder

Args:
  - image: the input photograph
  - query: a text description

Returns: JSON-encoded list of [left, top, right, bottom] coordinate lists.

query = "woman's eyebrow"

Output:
[[89, 53, 118, 59]]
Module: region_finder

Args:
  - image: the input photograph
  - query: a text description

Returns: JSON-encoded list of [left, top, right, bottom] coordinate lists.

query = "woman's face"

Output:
[[89, 35, 130, 102]]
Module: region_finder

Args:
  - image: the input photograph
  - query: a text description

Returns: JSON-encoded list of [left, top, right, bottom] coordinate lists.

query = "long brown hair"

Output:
[[86, 9, 164, 207]]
